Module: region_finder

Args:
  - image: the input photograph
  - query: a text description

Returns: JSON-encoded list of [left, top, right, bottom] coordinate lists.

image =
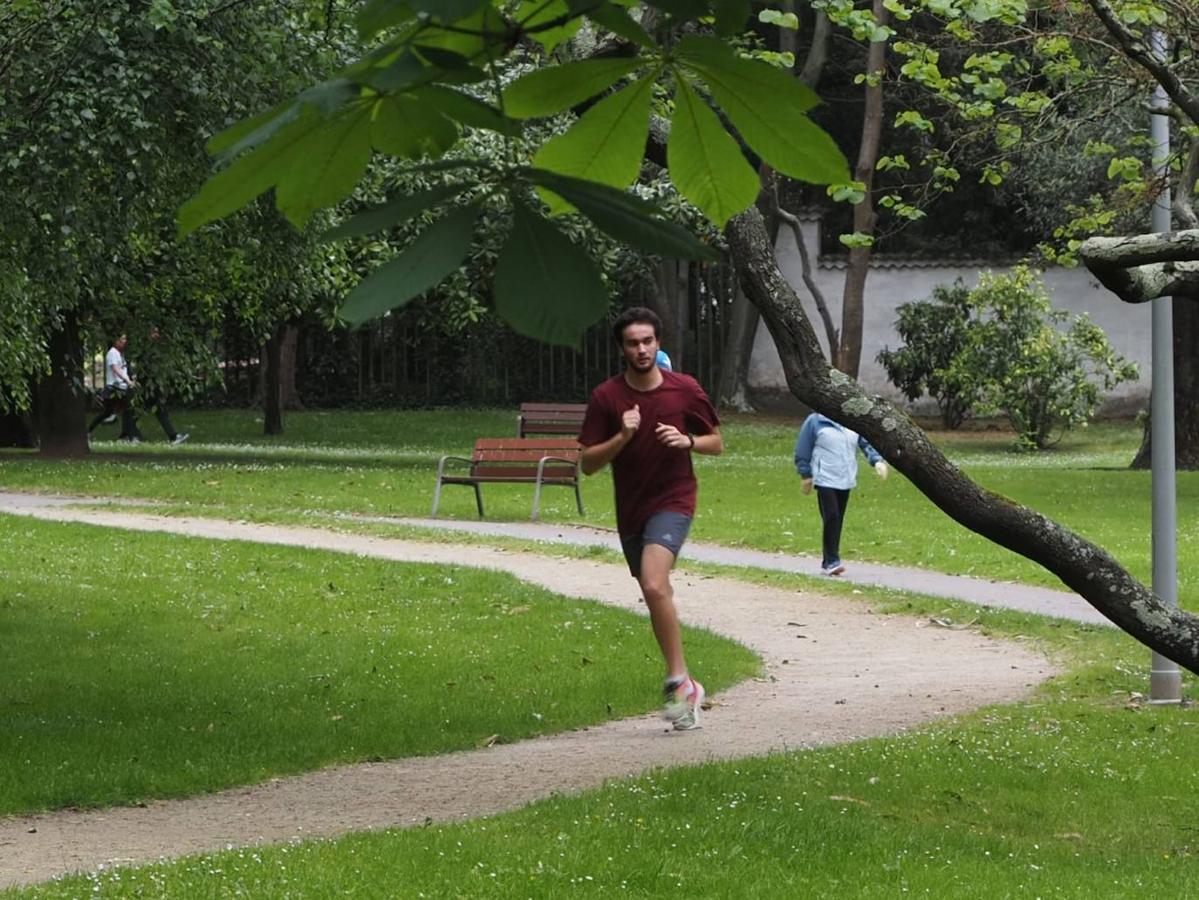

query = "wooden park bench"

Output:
[[431, 438, 584, 521], [516, 402, 587, 438]]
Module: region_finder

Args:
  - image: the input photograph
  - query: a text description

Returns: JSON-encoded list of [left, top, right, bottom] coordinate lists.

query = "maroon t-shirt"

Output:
[[579, 370, 720, 537]]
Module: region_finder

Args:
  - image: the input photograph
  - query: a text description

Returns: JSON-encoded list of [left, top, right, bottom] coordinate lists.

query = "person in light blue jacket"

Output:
[[794, 413, 888, 575]]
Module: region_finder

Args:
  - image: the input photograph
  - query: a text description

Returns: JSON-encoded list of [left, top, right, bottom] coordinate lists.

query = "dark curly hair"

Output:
[[611, 307, 661, 345]]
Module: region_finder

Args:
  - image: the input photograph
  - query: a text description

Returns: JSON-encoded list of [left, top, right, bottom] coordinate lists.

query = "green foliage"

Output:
[[0, 270, 47, 412], [530, 170, 717, 261], [340, 203, 481, 326], [175, 1, 850, 346], [531, 73, 659, 209], [1, 0, 356, 416], [674, 37, 847, 185], [493, 200, 612, 346], [948, 267, 1139, 450], [880, 269, 1138, 446], [322, 183, 472, 242], [877, 281, 977, 429], [668, 78, 762, 227], [503, 59, 643, 119]]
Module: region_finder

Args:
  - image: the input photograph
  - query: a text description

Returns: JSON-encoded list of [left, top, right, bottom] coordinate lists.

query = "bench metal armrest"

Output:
[[433, 454, 483, 518], [435, 454, 474, 478], [537, 455, 579, 470]]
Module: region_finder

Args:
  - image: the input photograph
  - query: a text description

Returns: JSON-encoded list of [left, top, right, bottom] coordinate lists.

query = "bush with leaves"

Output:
[[877, 281, 977, 429], [947, 266, 1138, 450]]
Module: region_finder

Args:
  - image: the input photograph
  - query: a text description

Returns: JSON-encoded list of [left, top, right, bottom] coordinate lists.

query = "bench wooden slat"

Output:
[[432, 435, 585, 521], [476, 438, 580, 450], [517, 403, 587, 438], [519, 403, 587, 413], [459, 469, 577, 481], [475, 451, 578, 463]]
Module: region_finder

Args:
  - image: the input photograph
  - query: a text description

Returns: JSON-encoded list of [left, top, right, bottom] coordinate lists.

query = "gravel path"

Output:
[[0, 498, 1056, 888]]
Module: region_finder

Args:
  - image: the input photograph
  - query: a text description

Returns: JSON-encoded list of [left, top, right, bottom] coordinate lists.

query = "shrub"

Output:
[[877, 281, 977, 429], [948, 266, 1139, 450]]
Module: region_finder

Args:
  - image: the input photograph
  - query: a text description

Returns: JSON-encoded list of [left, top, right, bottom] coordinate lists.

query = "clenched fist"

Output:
[[621, 403, 641, 437]]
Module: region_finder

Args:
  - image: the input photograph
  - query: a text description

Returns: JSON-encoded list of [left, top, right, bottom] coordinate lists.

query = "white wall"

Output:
[[749, 216, 1151, 414]]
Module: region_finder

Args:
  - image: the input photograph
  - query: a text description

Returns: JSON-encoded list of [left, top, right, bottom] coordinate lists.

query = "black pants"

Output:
[[87, 388, 138, 438], [816, 486, 851, 568], [143, 393, 177, 440]]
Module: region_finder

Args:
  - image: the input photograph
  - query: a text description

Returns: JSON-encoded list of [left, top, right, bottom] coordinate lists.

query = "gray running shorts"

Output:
[[620, 510, 693, 578]]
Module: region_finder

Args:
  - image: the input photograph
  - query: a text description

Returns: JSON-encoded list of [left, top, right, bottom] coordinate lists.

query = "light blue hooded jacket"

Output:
[[793, 413, 883, 490]]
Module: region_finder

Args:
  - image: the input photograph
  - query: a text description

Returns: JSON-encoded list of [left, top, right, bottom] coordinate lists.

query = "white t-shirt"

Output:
[[105, 347, 129, 388]]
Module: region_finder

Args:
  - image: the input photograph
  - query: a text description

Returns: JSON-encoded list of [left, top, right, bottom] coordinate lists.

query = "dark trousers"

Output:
[[816, 486, 851, 568], [87, 388, 138, 438], [144, 393, 177, 440]]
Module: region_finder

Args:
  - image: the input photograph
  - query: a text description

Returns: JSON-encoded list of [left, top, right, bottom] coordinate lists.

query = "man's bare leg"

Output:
[[637, 542, 687, 678]]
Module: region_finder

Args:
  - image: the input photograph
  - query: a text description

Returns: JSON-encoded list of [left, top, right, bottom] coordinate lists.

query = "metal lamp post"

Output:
[[1148, 29, 1181, 704]]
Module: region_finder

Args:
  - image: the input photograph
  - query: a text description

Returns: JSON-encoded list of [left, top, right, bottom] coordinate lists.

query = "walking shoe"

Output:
[[171, 432, 190, 445], [663, 675, 705, 731], [821, 562, 846, 576], [101, 414, 117, 424], [120, 436, 141, 445]]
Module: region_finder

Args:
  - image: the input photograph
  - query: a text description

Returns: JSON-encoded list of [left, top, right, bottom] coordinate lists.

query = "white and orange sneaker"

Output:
[[663, 675, 705, 731]]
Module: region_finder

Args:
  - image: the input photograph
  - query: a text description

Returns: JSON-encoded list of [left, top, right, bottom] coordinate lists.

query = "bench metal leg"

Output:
[[474, 483, 484, 518], [574, 481, 584, 516], [431, 476, 444, 517]]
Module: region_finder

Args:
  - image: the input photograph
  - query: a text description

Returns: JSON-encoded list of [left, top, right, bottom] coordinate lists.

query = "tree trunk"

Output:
[[652, 260, 686, 370], [836, 0, 889, 377], [716, 285, 759, 412], [1131, 296, 1199, 469], [278, 322, 303, 411], [262, 326, 284, 436], [725, 204, 1199, 676], [34, 311, 88, 458]]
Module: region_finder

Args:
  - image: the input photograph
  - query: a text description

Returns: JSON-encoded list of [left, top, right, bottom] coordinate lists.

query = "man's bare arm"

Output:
[[693, 427, 722, 456], [581, 403, 641, 475], [581, 430, 632, 475]]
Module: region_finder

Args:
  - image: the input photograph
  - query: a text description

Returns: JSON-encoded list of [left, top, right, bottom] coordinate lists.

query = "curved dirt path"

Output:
[[0, 504, 1055, 888]]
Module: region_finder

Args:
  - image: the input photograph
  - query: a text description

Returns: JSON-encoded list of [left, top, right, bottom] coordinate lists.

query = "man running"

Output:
[[578, 307, 722, 730]]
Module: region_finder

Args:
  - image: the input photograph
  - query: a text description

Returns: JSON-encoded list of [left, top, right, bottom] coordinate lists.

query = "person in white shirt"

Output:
[[87, 334, 140, 442]]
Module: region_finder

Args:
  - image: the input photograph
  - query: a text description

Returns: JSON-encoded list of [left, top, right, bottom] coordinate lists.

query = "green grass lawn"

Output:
[[0, 516, 758, 816], [11, 594, 1197, 899], [0, 410, 1190, 602]]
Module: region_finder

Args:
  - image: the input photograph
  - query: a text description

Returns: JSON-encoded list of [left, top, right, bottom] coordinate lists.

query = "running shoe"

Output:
[[663, 675, 705, 731], [821, 562, 846, 576]]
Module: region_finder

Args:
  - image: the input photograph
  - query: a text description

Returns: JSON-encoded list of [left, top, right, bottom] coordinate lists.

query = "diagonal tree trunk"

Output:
[[726, 205, 1199, 675]]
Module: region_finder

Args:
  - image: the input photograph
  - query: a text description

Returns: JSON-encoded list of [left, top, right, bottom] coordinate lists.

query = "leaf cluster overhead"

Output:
[[178, 0, 852, 345]]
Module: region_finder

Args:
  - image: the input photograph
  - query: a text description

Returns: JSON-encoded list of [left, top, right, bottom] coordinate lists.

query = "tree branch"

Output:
[[1175, 138, 1199, 230], [725, 205, 1199, 675], [1084, 0, 1199, 126], [776, 206, 838, 353], [1080, 230, 1199, 302]]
